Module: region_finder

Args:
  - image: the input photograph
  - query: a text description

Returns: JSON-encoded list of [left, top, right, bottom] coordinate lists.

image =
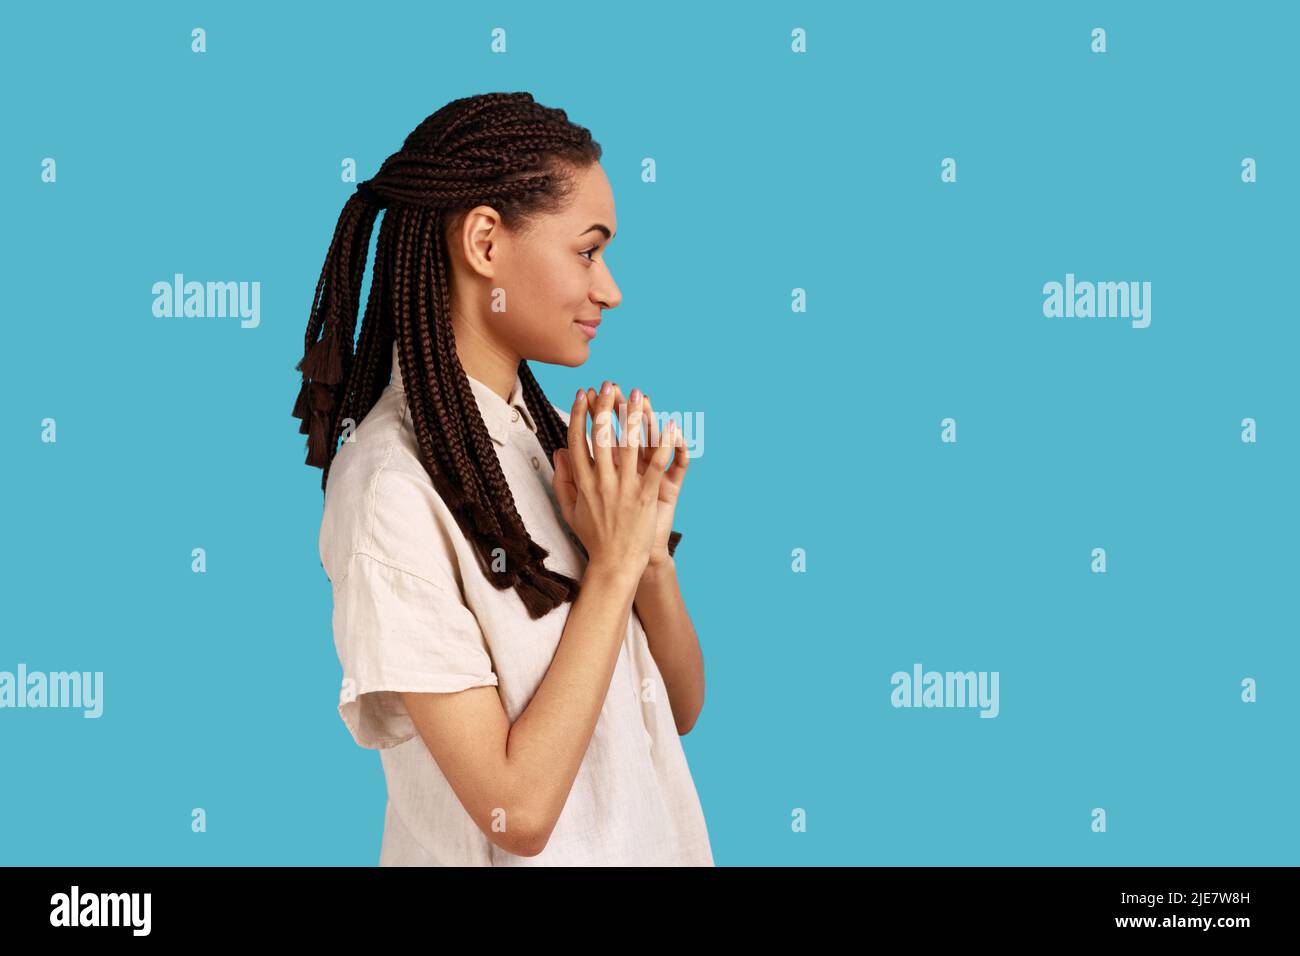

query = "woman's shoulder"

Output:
[[319, 393, 460, 587]]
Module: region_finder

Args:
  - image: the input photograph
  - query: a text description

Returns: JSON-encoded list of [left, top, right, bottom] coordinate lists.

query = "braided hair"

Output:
[[291, 92, 679, 620]]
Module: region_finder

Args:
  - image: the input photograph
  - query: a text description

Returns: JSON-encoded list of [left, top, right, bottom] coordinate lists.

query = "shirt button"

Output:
[[511, 408, 520, 423], [531, 456, 540, 469]]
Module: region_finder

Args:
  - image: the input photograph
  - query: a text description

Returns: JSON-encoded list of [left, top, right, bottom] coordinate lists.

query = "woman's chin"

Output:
[[563, 338, 592, 366], [536, 343, 590, 368]]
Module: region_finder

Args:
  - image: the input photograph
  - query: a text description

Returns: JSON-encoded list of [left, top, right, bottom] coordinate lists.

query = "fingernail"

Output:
[[601, 381, 611, 395], [630, 387, 641, 404], [575, 388, 583, 402]]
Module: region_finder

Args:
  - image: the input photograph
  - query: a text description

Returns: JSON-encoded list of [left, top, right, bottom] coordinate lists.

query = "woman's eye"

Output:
[[580, 247, 598, 262]]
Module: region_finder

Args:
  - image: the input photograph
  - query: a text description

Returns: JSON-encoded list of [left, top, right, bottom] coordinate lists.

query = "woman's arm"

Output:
[[633, 557, 705, 735], [401, 557, 641, 858], [400, 382, 672, 858]]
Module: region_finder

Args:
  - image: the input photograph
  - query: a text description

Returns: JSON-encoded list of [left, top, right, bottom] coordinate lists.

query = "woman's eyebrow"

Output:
[[580, 224, 615, 240]]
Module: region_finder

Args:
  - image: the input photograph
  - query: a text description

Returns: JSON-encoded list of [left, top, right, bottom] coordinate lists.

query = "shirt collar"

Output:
[[389, 340, 537, 445]]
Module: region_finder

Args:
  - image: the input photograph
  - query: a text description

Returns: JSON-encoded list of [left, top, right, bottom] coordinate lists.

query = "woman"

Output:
[[291, 92, 714, 865]]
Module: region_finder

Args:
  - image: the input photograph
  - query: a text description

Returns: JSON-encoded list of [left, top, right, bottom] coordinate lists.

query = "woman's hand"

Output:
[[564, 383, 686, 569], [551, 381, 675, 580], [609, 385, 687, 568]]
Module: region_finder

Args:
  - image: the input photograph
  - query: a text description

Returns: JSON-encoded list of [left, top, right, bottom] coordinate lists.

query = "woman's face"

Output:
[[448, 161, 622, 369]]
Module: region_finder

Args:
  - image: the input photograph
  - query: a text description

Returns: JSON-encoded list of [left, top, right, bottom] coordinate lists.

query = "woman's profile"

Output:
[[291, 91, 713, 865]]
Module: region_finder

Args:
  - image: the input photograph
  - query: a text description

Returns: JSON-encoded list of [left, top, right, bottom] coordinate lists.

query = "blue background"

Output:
[[3, 1, 1296, 865]]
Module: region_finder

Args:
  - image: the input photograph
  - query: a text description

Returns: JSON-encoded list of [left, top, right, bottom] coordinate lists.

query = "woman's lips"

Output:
[[574, 320, 599, 340]]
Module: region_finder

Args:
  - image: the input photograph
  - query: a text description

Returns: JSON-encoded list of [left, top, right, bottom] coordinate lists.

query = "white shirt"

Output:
[[318, 340, 715, 866]]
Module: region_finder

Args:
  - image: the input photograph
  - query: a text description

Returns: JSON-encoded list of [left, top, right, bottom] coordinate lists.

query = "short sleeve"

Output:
[[331, 550, 499, 749]]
